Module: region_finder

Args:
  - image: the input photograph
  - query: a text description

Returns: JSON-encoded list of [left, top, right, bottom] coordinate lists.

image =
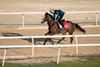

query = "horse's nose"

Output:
[[41, 21, 43, 24], [41, 19, 43, 23]]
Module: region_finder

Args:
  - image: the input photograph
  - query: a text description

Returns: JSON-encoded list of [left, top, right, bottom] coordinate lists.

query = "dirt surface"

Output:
[[0, 27, 100, 63]]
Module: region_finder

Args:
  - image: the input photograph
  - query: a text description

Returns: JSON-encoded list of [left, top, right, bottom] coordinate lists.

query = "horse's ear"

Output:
[[45, 12, 49, 15]]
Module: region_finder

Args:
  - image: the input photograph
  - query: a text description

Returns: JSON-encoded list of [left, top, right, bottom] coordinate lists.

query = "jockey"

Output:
[[49, 9, 65, 29]]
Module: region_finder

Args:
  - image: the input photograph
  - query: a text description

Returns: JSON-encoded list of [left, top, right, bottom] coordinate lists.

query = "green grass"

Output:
[[1, 61, 100, 67]]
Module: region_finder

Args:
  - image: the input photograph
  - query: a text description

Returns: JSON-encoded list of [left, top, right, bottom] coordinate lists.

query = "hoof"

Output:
[[43, 43, 45, 45], [57, 41, 60, 43], [52, 43, 54, 45]]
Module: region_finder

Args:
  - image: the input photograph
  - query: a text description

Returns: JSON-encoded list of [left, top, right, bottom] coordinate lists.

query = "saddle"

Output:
[[61, 19, 69, 28], [55, 19, 69, 29]]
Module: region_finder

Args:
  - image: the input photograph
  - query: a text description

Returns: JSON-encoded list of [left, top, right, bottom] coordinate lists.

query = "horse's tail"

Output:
[[74, 23, 86, 34]]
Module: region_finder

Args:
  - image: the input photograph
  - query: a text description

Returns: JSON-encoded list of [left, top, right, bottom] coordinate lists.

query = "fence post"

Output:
[[31, 37, 34, 57], [57, 47, 61, 64], [96, 12, 98, 25], [22, 14, 25, 28], [2, 49, 7, 66], [74, 36, 79, 55]]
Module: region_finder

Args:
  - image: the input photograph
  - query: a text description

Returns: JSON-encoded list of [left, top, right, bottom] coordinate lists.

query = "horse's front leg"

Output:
[[43, 32, 49, 45], [45, 31, 51, 36], [57, 37, 65, 43], [43, 38, 48, 45], [43, 31, 51, 45], [43, 33, 55, 45], [45, 33, 48, 36]]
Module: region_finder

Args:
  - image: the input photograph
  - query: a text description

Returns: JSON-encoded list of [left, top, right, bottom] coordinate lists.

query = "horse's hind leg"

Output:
[[57, 30, 66, 43], [69, 32, 74, 44], [49, 38, 54, 45], [70, 37, 73, 44]]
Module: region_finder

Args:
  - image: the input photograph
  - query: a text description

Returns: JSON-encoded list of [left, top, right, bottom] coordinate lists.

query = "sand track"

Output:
[[0, 27, 99, 63]]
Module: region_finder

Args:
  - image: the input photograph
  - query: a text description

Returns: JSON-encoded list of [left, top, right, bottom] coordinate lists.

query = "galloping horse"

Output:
[[41, 12, 85, 45]]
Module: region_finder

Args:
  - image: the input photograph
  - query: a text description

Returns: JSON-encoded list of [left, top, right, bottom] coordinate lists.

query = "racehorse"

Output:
[[41, 12, 85, 45]]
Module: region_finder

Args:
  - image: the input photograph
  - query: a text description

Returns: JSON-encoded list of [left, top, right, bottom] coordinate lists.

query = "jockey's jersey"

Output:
[[54, 10, 64, 20]]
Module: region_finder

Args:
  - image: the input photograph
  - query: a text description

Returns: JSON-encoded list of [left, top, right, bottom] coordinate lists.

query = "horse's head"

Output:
[[41, 12, 55, 24], [41, 12, 49, 24]]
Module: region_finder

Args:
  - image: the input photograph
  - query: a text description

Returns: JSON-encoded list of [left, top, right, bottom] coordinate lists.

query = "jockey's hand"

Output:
[[55, 20, 57, 22], [55, 20, 59, 23]]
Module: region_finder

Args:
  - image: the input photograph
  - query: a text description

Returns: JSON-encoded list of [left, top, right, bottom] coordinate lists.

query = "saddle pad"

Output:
[[63, 21, 69, 28]]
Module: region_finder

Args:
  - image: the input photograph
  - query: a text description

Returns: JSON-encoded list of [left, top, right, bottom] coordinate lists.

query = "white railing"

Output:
[[1, 44, 100, 66], [0, 11, 100, 28], [0, 34, 100, 66]]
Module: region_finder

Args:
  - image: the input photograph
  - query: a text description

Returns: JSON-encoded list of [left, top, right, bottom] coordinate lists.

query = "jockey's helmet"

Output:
[[49, 9, 55, 13]]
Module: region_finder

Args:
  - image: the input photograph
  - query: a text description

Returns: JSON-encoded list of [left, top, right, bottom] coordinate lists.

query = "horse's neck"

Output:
[[48, 20, 55, 27], [47, 15, 59, 33], [47, 21, 51, 30], [48, 20, 59, 33]]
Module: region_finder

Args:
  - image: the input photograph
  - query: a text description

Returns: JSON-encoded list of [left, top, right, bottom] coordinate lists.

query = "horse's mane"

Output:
[[45, 12, 55, 20]]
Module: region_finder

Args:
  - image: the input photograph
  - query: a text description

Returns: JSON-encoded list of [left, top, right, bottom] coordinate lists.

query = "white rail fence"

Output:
[[0, 34, 100, 66], [0, 11, 100, 28]]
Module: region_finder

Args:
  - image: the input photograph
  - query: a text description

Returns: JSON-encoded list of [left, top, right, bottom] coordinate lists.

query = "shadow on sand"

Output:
[[1, 32, 46, 44]]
